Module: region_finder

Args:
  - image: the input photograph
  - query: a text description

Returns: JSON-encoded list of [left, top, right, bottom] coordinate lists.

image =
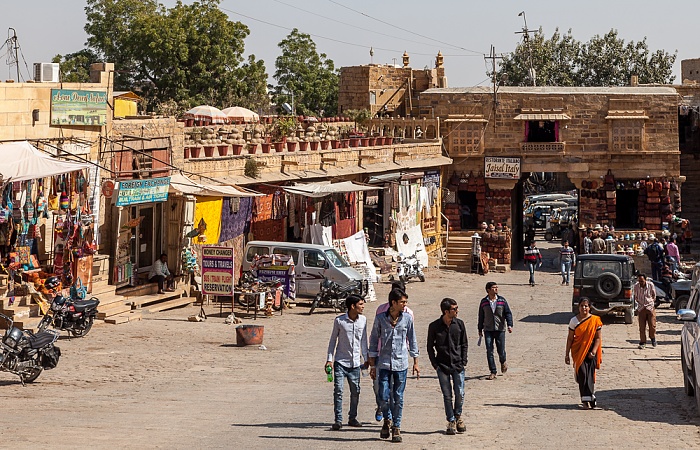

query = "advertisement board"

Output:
[[50, 89, 108, 126], [201, 246, 235, 296], [485, 157, 521, 180], [115, 177, 171, 206]]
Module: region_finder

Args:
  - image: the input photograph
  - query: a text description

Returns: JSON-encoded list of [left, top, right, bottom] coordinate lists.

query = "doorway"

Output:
[[616, 189, 639, 229], [457, 191, 478, 230], [130, 203, 163, 272]]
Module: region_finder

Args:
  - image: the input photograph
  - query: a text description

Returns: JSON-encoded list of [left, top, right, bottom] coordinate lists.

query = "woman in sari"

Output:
[[565, 298, 602, 409]]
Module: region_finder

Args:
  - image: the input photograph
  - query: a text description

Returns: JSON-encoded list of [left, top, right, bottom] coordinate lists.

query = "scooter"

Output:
[[395, 249, 425, 283]]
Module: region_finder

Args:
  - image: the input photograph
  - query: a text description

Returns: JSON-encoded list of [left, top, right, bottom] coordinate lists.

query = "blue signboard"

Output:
[[116, 177, 171, 206]]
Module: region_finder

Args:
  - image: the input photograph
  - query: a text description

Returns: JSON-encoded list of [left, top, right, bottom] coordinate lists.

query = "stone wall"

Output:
[[682, 58, 700, 83]]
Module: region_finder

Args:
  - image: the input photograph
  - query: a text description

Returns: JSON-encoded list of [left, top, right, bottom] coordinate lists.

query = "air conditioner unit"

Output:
[[33, 62, 60, 83]]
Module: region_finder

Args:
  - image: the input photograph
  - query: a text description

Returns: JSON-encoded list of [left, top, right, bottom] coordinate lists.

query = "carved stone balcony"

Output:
[[519, 142, 565, 153]]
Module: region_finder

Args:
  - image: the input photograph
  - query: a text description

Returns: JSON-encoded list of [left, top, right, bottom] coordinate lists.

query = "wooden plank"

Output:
[[146, 297, 192, 313], [104, 311, 142, 324], [96, 303, 132, 319]]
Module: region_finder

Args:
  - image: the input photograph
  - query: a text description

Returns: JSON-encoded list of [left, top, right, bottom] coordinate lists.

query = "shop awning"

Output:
[[283, 181, 381, 198], [514, 113, 571, 121], [216, 172, 302, 186], [0, 141, 92, 182], [169, 173, 263, 197]]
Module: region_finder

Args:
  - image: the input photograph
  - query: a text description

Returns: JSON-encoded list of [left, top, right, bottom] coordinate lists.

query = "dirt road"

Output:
[[1, 263, 698, 449]]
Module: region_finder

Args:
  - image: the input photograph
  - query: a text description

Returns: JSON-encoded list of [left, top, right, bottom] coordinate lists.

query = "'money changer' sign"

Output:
[[115, 177, 171, 206], [485, 157, 521, 180], [201, 246, 235, 296]]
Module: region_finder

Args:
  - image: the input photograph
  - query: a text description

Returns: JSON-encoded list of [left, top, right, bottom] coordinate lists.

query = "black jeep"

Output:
[[572, 254, 636, 324]]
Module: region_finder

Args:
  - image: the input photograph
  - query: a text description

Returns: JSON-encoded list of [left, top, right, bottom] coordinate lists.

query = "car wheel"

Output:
[[624, 307, 633, 324], [676, 295, 690, 313], [595, 273, 622, 299], [682, 348, 695, 397], [544, 231, 553, 241]]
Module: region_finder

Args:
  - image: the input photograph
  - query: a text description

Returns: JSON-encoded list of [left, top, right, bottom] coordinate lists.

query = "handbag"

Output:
[[48, 178, 59, 211]]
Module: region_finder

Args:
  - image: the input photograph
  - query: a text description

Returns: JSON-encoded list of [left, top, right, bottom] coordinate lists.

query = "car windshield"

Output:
[[582, 261, 622, 278], [324, 249, 349, 268]]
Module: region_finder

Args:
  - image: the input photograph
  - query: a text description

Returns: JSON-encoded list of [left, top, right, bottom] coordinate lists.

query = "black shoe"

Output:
[[332, 422, 342, 431], [380, 419, 391, 439], [347, 418, 362, 427]]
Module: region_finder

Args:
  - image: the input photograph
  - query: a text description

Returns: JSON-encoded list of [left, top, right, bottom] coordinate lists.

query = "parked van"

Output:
[[242, 241, 364, 298]]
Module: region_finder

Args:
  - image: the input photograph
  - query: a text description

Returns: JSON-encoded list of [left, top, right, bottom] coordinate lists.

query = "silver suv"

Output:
[[678, 288, 700, 415]]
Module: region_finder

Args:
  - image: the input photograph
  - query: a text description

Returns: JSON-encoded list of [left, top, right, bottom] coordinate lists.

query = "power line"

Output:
[[326, 0, 483, 55], [218, 5, 478, 58]]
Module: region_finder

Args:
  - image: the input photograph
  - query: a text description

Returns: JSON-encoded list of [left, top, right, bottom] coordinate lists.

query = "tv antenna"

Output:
[[515, 11, 536, 86], [6, 28, 20, 82]]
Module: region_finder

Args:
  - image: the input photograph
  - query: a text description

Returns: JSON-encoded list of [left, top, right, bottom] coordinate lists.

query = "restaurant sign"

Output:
[[484, 157, 521, 180], [201, 246, 235, 296], [50, 89, 108, 126], [115, 177, 171, 206]]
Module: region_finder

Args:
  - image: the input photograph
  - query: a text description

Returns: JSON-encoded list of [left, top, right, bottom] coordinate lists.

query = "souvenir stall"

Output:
[[250, 185, 287, 242], [0, 141, 93, 306]]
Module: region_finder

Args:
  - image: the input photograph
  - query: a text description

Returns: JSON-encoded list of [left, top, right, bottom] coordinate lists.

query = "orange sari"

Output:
[[571, 315, 602, 381]]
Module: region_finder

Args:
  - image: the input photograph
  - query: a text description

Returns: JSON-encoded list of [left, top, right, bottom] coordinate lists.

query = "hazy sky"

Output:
[[1, 0, 698, 87]]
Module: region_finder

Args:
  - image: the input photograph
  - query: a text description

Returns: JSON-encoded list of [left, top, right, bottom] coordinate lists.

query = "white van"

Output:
[[242, 241, 364, 297]]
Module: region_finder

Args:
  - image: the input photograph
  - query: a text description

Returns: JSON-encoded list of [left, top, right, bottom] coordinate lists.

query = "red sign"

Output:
[[102, 180, 115, 198]]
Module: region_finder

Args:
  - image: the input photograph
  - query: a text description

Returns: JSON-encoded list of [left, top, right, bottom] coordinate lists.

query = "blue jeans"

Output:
[[561, 261, 572, 283], [526, 262, 536, 284], [333, 362, 361, 423], [373, 375, 393, 420], [484, 330, 506, 374], [378, 369, 407, 428], [437, 367, 465, 422]]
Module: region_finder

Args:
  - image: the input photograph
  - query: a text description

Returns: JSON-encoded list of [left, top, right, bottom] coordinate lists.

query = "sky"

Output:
[[1, 0, 699, 88]]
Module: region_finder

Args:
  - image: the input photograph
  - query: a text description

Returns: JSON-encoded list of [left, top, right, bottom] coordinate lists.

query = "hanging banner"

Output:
[[50, 89, 108, 126], [485, 157, 521, 180], [115, 177, 171, 206], [201, 246, 235, 296]]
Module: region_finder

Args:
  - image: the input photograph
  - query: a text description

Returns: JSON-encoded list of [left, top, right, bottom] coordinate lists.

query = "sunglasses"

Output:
[[450, 306, 459, 311]]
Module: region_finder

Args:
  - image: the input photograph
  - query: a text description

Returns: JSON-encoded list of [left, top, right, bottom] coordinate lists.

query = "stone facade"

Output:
[[681, 58, 700, 84]]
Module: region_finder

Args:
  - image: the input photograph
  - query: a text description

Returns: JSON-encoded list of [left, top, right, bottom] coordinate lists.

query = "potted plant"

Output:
[[298, 140, 309, 151], [190, 146, 202, 158], [232, 143, 245, 155], [272, 117, 296, 152]]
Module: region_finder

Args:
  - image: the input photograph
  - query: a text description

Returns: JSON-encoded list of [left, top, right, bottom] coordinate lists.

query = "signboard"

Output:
[[50, 89, 108, 126], [201, 246, 235, 296], [115, 177, 171, 206], [485, 157, 521, 180]]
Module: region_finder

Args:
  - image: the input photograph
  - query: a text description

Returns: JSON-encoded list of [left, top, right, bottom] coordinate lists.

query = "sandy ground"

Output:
[[0, 242, 699, 449]]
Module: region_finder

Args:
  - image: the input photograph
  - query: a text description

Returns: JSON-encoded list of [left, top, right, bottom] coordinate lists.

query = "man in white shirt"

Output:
[[149, 253, 174, 294], [326, 295, 369, 430]]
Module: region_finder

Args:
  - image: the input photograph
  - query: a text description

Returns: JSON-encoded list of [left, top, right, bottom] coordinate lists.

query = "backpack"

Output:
[[645, 243, 662, 262]]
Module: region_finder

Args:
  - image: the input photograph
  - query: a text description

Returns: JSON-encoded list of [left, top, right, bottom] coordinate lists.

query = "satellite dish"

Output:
[[281, 102, 292, 114]]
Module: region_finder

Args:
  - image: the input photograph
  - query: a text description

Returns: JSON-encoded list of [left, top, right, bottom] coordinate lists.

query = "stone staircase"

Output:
[[442, 231, 476, 272]]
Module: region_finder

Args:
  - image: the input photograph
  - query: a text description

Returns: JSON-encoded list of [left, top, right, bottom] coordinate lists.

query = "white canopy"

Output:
[[168, 173, 263, 197], [283, 181, 381, 198], [0, 141, 92, 182], [221, 106, 259, 122]]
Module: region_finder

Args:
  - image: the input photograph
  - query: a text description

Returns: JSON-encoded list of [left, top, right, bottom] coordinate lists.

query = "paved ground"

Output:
[[1, 241, 699, 449]]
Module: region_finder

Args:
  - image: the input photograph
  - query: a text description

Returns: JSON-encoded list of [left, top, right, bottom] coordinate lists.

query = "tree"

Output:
[[273, 29, 338, 117], [52, 49, 100, 82], [82, 0, 268, 113], [498, 28, 676, 87]]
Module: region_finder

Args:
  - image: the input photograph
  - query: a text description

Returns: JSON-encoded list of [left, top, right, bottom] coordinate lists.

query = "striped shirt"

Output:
[[559, 245, 576, 264], [524, 246, 541, 263], [633, 281, 656, 312]]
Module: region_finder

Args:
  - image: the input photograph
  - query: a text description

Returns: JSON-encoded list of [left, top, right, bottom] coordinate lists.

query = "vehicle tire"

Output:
[[624, 307, 633, 324], [237, 293, 257, 307], [675, 295, 690, 313], [418, 274, 425, 282], [71, 316, 94, 337], [309, 295, 320, 315], [37, 315, 52, 333], [544, 231, 553, 241], [654, 299, 661, 309], [682, 348, 695, 397], [595, 273, 622, 299], [20, 366, 43, 383], [336, 299, 347, 313]]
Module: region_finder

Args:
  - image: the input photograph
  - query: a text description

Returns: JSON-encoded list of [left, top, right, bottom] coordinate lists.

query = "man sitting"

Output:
[[149, 253, 174, 294]]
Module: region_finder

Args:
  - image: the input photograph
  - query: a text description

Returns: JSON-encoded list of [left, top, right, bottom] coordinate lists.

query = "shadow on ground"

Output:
[[520, 311, 571, 324]]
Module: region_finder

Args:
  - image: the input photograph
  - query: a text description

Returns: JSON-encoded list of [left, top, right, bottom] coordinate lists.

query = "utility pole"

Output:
[[515, 11, 536, 86], [7, 28, 20, 82], [484, 45, 502, 131]]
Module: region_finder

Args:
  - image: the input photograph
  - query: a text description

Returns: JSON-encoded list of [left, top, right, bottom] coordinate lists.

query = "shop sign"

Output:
[[102, 180, 115, 198], [423, 170, 440, 185], [485, 157, 521, 180], [115, 177, 170, 206], [201, 246, 235, 296], [50, 89, 108, 126]]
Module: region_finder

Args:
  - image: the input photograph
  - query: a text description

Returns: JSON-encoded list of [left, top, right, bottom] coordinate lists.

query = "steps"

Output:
[[443, 231, 476, 272]]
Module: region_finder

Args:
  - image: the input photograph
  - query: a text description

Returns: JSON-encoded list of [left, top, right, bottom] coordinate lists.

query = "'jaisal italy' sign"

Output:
[[484, 157, 521, 180]]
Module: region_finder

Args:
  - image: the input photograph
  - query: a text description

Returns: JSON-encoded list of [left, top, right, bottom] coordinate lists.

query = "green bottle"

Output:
[[325, 365, 333, 382]]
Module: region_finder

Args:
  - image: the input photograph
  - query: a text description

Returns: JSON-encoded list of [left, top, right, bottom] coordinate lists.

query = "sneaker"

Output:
[[347, 418, 362, 427], [501, 362, 508, 373], [651, 339, 657, 348], [455, 415, 466, 433], [331, 422, 342, 431], [446, 420, 456, 435], [391, 427, 402, 443], [487, 373, 497, 380], [638, 343, 646, 349], [375, 408, 383, 422], [380, 419, 391, 439]]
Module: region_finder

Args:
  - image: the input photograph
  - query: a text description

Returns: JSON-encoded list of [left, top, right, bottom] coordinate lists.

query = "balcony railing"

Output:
[[519, 142, 565, 153]]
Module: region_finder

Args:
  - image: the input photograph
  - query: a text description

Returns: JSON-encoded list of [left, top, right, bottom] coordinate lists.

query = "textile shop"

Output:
[[0, 141, 95, 302]]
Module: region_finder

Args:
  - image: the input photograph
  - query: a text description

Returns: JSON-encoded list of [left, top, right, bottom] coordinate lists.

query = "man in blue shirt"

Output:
[[369, 289, 420, 443], [326, 295, 369, 431]]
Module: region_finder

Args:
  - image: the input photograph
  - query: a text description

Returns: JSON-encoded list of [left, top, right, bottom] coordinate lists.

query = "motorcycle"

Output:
[[0, 313, 61, 384], [650, 276, 691, 311], [38, 294, 100, 337], [395, 249, 425, 283], [309, 277, 367, 315]]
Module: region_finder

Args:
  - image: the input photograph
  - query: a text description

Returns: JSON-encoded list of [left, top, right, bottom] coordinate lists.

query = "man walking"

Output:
[[559, 240, 576, 286], [634, 274, 657, 349], [427, 298, 468, 435], [477, 282, 513, 380], [524, 240, 542, 286], [644, 236, 664, 281], [326, 295, 369, 430], [369, 289, 420, 443], [583, 230, 593, 254], [592, 232, 606, 254]]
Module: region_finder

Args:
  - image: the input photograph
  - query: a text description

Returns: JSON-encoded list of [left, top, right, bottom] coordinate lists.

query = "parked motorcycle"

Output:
[[309, 277, 367, 315], [395, 249, 425, 283], [0, 313, 61, 384], [38, 294, 100, 337], [650, 276, 691, 311]]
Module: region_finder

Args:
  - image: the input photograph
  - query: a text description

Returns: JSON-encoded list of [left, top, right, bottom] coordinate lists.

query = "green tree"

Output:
[[498, 28, 676, 86], [273, 28, 338, 117], [52, 49, 100, 82]]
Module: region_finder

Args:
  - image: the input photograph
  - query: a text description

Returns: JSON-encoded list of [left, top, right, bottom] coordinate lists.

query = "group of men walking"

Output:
[[325, 282, 513, 443]]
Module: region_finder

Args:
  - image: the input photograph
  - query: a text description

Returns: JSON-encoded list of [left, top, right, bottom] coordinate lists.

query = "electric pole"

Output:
[[484, 45, 502, 131], [515, 11, 536, 86], [7, 28, 20, 82]]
